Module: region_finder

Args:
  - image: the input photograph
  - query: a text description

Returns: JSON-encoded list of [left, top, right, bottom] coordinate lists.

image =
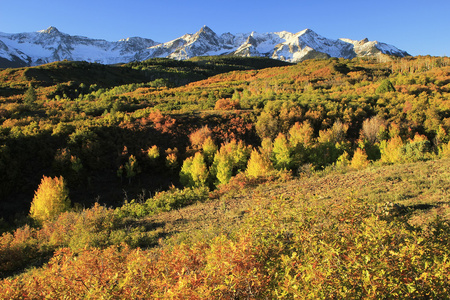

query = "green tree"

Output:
[[24, 86, 37, 106], [376, 79, 396, 94], [180, 152, 209, 187], [210, 139, 251, 186], [124, 155, 139, 184], [255, 111, 279, 140], [70, 155, 83, 174], [335, 151, 350, 170], [212, 150, 233, 186], [202, 137, 218, 165], [272, 133, 293, 170], [223, 140, 251, 173]]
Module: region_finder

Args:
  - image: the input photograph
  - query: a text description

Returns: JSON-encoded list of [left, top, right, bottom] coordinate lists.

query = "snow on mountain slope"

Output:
[[0, 26, 409, 68], [143, 26, 229, 60], [0, 26, 159, 66]]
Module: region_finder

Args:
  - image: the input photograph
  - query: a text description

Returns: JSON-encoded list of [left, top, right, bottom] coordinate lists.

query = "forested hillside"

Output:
[[1, 55, 449, 220], [1, 55, 450, 298], [0, 57, 291, 221]]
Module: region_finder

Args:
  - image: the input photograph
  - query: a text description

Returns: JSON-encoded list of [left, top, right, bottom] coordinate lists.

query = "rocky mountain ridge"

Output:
[[0, 26, 409, 68]]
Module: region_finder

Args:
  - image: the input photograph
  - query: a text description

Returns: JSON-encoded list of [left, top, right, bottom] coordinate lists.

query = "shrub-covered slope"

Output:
[[1, 158, 450, 298]]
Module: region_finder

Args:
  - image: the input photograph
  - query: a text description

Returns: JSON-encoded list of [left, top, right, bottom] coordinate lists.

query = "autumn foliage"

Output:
[[1, 56, 450, 297], [29, 176, 71, 224]]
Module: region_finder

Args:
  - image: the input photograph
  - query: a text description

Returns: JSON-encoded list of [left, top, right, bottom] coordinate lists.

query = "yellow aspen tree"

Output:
[[147, 145, 160, 161], [288, 121, 314, 148], [165, 148, 179, 171], [380, 136, 404, 164], [246, 149, 273, 179], [440, 140, 450, 158], [30, 175, 71, 224], [180, 152, 209, 187], [350, 148, 370, 170], [202, 136, 217, 165], [272, 133, 292, 170]]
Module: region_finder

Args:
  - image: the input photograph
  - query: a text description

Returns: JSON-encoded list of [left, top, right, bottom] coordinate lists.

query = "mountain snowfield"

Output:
[[0, 26, 409, 68]]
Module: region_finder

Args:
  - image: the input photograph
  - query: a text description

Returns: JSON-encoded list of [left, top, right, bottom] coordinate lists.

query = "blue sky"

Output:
[[0, 0, 448, 56]]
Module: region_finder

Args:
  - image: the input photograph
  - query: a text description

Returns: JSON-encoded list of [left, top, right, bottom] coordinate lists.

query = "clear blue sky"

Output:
[[0, 0, 448, 56]]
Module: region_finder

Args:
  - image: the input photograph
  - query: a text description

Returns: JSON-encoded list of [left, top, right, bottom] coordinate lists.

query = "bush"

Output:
[[117, 186, 209, 218], [146, 186, 209, 214], [214, 98, 240, 110]]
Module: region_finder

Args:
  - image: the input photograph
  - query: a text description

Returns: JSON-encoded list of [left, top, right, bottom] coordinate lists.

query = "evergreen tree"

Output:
[[24, 85, 37, 106], [376, 79, 396, 94]]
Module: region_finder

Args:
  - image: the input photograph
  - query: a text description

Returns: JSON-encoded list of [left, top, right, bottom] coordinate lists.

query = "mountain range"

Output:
[[0, 26, 409, 68]]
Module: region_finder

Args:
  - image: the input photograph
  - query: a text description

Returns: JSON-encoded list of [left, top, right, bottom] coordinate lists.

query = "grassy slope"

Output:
[[1, 157, 450, 297], [146, 158, 450, 247]]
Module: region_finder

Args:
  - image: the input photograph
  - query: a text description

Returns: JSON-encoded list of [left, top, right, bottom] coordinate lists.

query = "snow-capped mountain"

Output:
[[0, 26, 409, 68], [0, 26, 159, 67]]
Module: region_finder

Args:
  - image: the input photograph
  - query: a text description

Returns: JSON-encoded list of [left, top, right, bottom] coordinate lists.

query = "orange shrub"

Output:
[[214, 98, 240, 110], [189, 126, 212, 149]]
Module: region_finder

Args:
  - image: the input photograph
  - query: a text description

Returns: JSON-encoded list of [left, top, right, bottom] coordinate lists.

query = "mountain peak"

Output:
[[39, 26, 61, 35], [198, 25, 215, 35], [297, 28, 316, 36]]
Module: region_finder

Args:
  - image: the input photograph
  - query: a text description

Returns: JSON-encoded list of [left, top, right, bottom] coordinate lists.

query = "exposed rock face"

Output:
[[0, 26, 409, 68]]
